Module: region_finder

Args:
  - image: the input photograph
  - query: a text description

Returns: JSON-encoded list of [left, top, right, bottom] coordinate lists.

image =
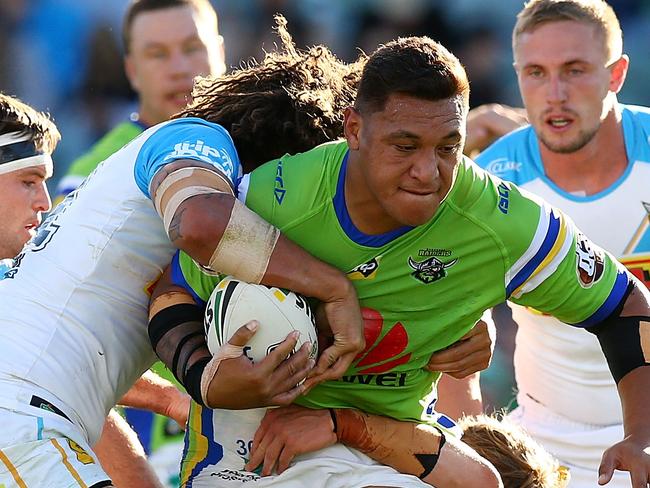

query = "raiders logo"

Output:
[[408, 255, 457, 284], [575, 232, 605, 288]]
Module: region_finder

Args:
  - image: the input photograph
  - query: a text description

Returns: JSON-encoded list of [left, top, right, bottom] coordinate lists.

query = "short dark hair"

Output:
[[122, 0, 218, 54], [355, 36, 469, 115], [0, 93, 60, 154], [178, 16, 363, 173]]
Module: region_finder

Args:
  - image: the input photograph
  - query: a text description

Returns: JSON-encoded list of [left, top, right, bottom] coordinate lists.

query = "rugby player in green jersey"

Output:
[[147, 34, 650, 487]]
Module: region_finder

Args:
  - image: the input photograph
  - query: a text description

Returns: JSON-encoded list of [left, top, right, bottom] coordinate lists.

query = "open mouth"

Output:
[[166, 91, 192, 106], [545, 114, 574, 129]]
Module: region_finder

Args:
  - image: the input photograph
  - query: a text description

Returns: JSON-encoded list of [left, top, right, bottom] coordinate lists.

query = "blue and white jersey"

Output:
[[0, 259, 12, 278], [0, 118, 241, 445], [476, 104, 650, 425]]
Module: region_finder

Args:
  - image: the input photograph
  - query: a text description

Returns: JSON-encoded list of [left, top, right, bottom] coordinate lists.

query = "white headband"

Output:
[[0, 131, 53, 176]]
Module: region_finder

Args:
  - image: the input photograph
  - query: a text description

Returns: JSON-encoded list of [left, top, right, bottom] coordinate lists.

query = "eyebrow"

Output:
[[522, 59, 590, 69], [18, 168, 49, 179], [142, 34, 203, 50]]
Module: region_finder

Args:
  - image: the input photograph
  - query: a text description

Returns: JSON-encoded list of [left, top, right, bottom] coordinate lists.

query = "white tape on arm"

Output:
[[152, 166, 233, 237], [208, 199, 280, 284], [200, 343, 246, 406]]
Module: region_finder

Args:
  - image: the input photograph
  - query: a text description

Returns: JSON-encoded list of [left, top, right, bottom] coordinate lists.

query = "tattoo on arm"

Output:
[[168, 207, 186, 243]]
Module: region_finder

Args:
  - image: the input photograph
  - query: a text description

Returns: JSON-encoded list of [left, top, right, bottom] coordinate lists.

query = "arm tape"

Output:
[[587, 314, 650, 383], [152, 166, 233, 237], [171, 331, 205, 380], [184, 357, 211, 406], [148, 303, 203, 351], [333, 408, 446, 479], [208, 198, 280, 284]]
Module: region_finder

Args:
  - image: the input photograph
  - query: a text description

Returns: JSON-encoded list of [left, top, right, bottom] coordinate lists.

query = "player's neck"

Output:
[[344, 157, 403, 235], [540, 111, 627, 196]]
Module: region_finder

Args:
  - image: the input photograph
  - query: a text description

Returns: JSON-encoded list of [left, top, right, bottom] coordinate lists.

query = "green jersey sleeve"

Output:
[[453, 161, 630, 326]]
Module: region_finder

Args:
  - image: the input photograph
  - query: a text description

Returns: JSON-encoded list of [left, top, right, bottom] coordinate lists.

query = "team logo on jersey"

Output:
[[575, 232, 605, 288], [418, 248, 451, 258], [66, 439, 95, 465], [274, 160, 286, 204], [408, 255, 457, 284], [347, 256, 381, 280]]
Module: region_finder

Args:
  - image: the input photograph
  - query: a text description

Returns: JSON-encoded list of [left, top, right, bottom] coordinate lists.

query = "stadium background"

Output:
[[1, 0, 649, 410]]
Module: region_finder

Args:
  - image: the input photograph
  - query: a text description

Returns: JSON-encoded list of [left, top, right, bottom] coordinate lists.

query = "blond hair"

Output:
[[513, 0, 622, 63], [460, 414, 570, 488]]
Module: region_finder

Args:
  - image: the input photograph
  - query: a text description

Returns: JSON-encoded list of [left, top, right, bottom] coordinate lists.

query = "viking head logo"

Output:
[[408, 255, 458, 284]]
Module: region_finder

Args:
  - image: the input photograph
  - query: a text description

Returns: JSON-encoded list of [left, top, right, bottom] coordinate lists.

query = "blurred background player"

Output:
[[475, 0, 650, 486], [0, 92, 171, 488], [54, 0, 225, 202], [53, 2, 226, 485]]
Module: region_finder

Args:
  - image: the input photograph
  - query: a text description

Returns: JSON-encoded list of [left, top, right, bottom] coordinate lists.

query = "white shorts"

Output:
[[181, 405, 431, 488], [0, 406, 111, 488], [509, 394, 628, 488]]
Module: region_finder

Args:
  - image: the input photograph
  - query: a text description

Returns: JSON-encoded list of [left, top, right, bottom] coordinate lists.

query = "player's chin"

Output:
[[396, 205, 437, 227]]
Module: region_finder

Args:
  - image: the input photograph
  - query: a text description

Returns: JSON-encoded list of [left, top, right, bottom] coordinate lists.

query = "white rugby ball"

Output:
[[204, 276, 318, 363]]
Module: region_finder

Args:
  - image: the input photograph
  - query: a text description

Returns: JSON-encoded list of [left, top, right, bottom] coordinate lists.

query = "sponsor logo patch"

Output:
[[485, 158, 522, 176], [347, 256, 381, 280], [66, 439, 94, 465], [575, 232, 605, 288], [497, 182, 510, 214], [274, 160, 286, 204], [163, 140, 235, 178]]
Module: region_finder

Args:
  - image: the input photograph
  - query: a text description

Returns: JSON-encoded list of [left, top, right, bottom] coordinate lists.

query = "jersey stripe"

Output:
[[507, 206, 564, 297], [183, 403, 224, 487], [50, 439, 87, 488], [0, 450, 28, 487], [513, 211, 574, 298], [574, 270, 630, 327]]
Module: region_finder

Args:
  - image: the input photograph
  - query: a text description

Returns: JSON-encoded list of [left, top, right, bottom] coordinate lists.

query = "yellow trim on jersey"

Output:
[[0, 450, 28, 488], [180, 402, 209, 485], [512, 211, 571, 297], [51, 439, 88, 488]]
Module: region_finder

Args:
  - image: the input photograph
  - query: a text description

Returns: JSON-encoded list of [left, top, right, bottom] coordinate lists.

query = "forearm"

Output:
[[618, 366, 650, 438], [118, 370, 188, 419], [436, 373, 483, 419], [334, 409, 500, 488], [94, 410, 163, 488], [174, 193, 353, 302]]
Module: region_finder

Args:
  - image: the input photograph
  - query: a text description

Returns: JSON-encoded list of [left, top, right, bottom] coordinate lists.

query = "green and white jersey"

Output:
[[175, 140, 629, 424]]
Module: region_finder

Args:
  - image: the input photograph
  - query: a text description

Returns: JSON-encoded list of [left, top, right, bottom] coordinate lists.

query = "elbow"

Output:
[[170, 193, 235, 264]]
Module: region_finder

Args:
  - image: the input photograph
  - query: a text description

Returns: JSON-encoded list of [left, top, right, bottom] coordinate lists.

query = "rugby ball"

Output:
[[204, 276, 318, 363]]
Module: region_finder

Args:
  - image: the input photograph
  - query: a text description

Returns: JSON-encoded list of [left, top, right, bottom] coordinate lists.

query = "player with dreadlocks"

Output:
[[0, 17, 367, 487]]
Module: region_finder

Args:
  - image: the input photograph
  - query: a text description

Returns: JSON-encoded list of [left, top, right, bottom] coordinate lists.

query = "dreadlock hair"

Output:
[[460, 414, 570, 488], [178, 15, 363, 173], [0, 93, 60, 154]]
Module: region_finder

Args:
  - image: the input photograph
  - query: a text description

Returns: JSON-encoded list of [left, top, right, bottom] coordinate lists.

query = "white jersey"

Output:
[[0, 117, 241, 445], [476, 104, 650, 426]]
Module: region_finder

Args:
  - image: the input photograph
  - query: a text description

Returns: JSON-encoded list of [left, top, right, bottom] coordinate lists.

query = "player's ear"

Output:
[[344, 106, 362, 151], [608, 54, 629, 94]]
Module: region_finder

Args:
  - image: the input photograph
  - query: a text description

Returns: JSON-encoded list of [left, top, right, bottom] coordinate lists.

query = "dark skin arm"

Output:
[[151, 160, 364, 385]]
